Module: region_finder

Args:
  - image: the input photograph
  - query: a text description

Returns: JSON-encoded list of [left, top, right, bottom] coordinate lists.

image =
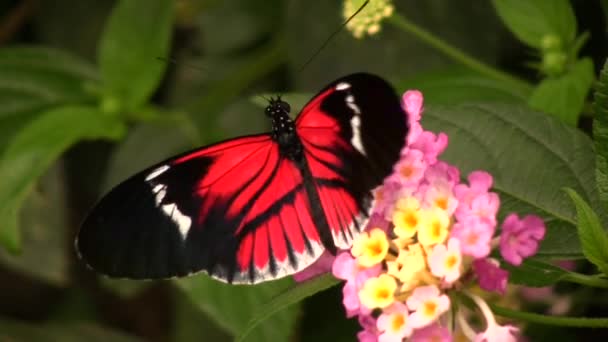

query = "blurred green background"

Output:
[[1, 0, 608, 341]]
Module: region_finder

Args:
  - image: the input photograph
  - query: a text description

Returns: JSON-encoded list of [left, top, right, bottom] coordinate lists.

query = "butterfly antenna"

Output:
[[258, 94, 272, 103], [297, 0, 369, 72], [156, 56, 209, 73]]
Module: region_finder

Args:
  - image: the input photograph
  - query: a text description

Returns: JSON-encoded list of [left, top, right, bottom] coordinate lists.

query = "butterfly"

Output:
[[76, 73, 408, 284]]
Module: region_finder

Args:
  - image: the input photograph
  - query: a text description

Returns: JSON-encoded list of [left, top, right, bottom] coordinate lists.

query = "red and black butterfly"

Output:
[[76, 73, 408, 284]]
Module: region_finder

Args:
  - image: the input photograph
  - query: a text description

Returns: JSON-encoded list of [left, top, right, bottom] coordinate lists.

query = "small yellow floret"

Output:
[[394, 243, 428, 290], [343, 0, 394, 39], [392, 197, 422, 238], [417, 208, 450, 246], [358, 274, 397, 309], [351, 228, 389, 267]]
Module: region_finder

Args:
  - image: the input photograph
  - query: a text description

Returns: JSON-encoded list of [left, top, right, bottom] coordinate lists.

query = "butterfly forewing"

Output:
[[76, 73, 408, 284], [77, 134, 325, 283]]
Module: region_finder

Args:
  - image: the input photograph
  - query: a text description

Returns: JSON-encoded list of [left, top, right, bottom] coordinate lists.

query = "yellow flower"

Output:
[[392, 197, 422, 239], [359, 274, 397, 309], [394, 243, 428, 291], [351, 228, 389, 267], [417, 208, 450, 246], [392, 236, 412, 250], [343, 0, 394, 39]]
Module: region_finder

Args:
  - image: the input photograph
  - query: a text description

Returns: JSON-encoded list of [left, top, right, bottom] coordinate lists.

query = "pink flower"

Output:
[[391, 149, 427, 188], [454, 171, 493, 200], [377, 302, 413, 342], [332, 252, 358, 281], [358, 330, 378, 342], [372, 181, 401, 219], [428, 238, 462, 284], [469, 192, 500, 225], [410, 323, 452, 342], [422, 177, 459, 216], [293, 250, 335, 282], [450, 217, 493, 259], [365, 213, 391, 233], [474, 324, 519, 342], [499, 214, 546, 266], [473, 258, 508, 295], [406, 285, 450, 328], [424, 161, 460, 187], [410, 131, 448, 165], [402, 90, 424, 145], [358, 314, 379, 342], [332, 252, 381, 316]]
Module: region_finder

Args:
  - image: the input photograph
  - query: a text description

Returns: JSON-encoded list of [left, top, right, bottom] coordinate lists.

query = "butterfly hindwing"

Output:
[[296, 73, 408, 248]]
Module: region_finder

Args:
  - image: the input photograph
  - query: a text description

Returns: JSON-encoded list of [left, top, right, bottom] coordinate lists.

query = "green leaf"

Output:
[[173, 289, 231, 342], [423, 103, 600, 257], [505, 259, 569, 287], [0, 106, 126, 252], [0, 319, 141, 342], [237, 274, 340, 342], [564, 188, 608, 275], [176, 275, 299, 342], [528, 58, 595, 125], [398, 68, 530, 105], [0, 46, 99, 155], [0, 46, 97, 119], [492, 0, 577, 48], [592, 59, 608, 212], [0, 165, 70, 286], [100, 278, 152, 298], [98, 0, 173, 111]]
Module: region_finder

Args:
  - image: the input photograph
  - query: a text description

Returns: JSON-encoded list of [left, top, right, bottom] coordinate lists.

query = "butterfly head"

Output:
[[265, 96, 291, 118]]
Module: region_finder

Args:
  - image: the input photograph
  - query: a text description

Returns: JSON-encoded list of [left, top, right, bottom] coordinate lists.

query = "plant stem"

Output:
[[387, 13, 532, 93], [490, 303, 608, 328], [565, 272, 608, 289]]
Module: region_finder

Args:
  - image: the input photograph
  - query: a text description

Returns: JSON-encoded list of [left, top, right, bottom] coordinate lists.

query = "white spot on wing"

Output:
[[345, 93, 364, 154], [161, 203, 192, 239], [146, 165, 170, 181], [335, 82, 351, 90], [152, 183, 164, 193], [345, 94, 361, 114], [350, 116, 365, 155], [151, 182, 192, 240]]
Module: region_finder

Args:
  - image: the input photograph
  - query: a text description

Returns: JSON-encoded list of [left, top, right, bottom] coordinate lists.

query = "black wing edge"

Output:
[[75, 134, 274, 283]]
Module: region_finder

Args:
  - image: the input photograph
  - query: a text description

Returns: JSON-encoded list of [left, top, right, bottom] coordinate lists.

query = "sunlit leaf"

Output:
[[492, 0, 577, 48], [529, 58, 595, 125], [98, 0, 173, 110], [592, 59, 608, 212], [565, 188, 608, 275]]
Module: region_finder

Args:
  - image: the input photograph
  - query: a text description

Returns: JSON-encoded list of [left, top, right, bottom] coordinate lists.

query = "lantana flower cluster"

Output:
[[326, 91, 545, 341], [343, 0, 394, 38]]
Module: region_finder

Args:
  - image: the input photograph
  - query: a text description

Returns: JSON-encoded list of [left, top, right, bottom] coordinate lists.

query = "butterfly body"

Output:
[[266, 98, 303, 161], [76, 73, 408, 284]]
